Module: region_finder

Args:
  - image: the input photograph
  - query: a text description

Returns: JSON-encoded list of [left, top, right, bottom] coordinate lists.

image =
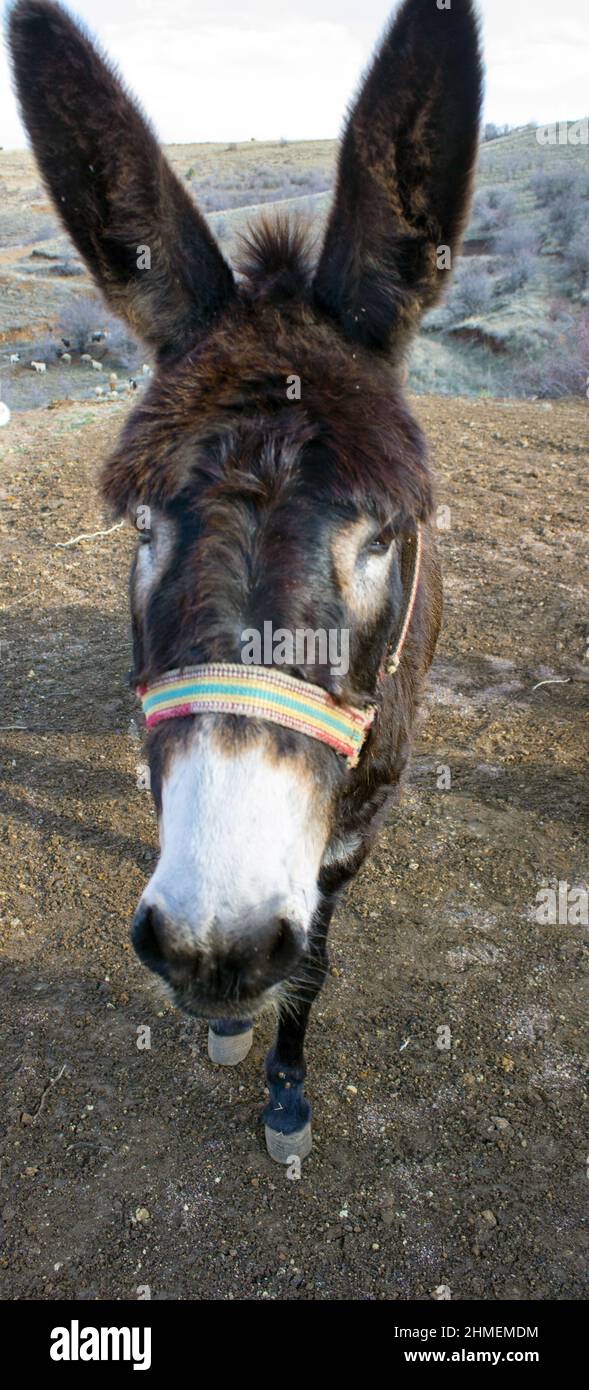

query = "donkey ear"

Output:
[[313, 0, 482, 355], [8, 0, 236, 361]]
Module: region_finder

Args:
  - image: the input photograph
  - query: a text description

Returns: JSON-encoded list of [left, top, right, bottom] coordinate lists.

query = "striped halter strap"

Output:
[[137, 526, 422, 769]]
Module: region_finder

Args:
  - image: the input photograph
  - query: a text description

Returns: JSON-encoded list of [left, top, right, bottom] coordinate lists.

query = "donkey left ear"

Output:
[[8, 0, 236, 362], [313, 0, 483, 355]]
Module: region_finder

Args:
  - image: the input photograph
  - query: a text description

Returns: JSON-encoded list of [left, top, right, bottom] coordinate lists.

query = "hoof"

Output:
[[265, 1121, 312, 1164], [207, 1019, 253, 1066]]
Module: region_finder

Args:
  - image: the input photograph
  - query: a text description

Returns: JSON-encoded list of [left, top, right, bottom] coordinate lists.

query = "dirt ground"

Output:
[[0, 394, 587, 1301]]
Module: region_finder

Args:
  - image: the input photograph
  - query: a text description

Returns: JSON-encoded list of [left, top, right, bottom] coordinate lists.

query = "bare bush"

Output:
[[253, 167, 283, 190], [289, 169, 330, 192], [563, 232, 589, 292], [548, 193, 586, 246], [496, 224, 540, 257], [58, 295, 105, 352], [530, 168, 585, 208], [448, 262, 497, 319], [507, 308, 589, 397], [473, 187, 517, 232], [502, 155, 527, 182], [500, 252, 536, 293], [496, 224, 539, 292], [57, 295, 140, 368]]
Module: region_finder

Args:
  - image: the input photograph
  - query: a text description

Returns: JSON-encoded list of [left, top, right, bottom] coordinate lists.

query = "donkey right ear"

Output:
[[8, 0, 236, 361]]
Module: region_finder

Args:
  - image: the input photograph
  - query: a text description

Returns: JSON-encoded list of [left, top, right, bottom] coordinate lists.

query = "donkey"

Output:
[[9, 0, 482, 1162]]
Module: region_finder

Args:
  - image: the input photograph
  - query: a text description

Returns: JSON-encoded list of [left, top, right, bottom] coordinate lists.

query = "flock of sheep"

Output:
[[7, 337, 152, 398], [0, 330, 154, 428]]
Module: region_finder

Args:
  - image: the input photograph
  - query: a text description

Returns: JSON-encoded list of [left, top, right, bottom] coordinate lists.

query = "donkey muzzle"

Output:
[[132, 900, 305, 1012]]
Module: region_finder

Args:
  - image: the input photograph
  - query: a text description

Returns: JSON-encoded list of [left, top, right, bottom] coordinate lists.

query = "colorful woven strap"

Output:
[[137, 526, 422, 768], [138, 664, 376, 767]]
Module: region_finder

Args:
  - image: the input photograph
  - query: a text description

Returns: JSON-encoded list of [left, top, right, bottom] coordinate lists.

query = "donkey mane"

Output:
[[236, 214, 316, 303]]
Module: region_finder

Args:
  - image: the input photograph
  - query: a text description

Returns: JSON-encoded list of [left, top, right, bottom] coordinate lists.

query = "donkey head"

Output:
[[10, 0, 481, 1017]]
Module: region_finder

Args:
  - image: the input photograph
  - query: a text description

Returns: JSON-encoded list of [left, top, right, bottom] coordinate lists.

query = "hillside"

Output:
[[0, 123, 588, 409]]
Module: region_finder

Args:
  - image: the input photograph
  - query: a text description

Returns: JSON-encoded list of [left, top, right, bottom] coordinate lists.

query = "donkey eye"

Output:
[[366, 523, 397, 555], [138, 530, 152, 546]]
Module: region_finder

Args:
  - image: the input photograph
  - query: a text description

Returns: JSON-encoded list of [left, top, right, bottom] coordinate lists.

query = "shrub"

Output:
[[252, 166, 282, 189], [563, 232, 589, 292], [448, 262, 496, 319], [505, 309, 589, 397], [473, 187, 517, 232], [548, 192, 585, 245], [58, 294, 105, 352], [496, 224, 540, 258], [495, 225, 539, 292], [500, 251, 535, 293], [290, 168, 331, 193], [502, 154, 529, 181], [530, 168, 583, 208], [57, 295, 140, 367]]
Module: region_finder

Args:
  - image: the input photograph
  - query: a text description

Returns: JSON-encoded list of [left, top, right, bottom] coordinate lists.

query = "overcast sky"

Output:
[[1, 0, 588, 148]]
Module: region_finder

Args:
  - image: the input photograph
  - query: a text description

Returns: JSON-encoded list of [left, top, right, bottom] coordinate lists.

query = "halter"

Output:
[[137, 525, 422, 769]]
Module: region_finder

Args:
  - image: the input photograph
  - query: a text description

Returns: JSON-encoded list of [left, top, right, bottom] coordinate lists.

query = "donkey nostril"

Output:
[[131, 903, 167, 971], [266, 917, 304, 976]]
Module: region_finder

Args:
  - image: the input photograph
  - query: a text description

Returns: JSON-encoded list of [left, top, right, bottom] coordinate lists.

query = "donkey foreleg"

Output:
[[263, 901, 333, 1163]]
